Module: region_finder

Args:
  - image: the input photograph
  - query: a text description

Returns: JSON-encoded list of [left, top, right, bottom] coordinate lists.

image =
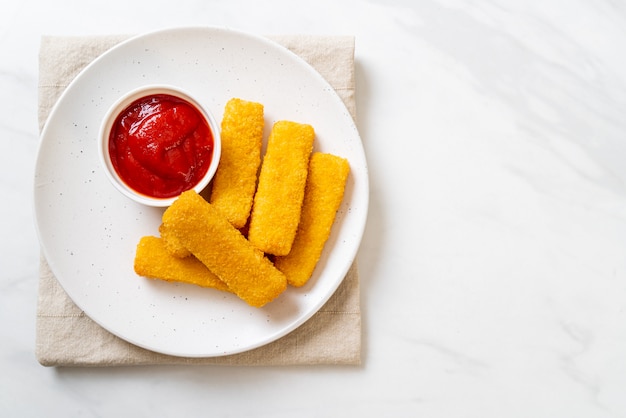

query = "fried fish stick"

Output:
[[162, 190, 287, 307], [275, 153, 350, 287], [159, 223, 191, 258], [248, 121, 314, 255], [209, 98, 264, 229], [134, 236, 230, 292]]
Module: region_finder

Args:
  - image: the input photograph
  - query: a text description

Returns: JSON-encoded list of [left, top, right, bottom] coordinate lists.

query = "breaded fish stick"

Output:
[[275, 153, 350, 287], [209, 98, 264, 229], [134, 236, 230, 292], [162, 190, 287, 307], [248, 121, 314, 255], [159, 223, 191, 258]]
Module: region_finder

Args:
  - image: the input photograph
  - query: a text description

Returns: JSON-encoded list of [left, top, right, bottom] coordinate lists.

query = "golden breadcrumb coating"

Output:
[[134, 235, 230, 292], [162, 190, 287, 307], [209, 98, 264, 229], [275, 153, 350, 287], [248, 120, 314, 255], [158, 223, 191, 258]]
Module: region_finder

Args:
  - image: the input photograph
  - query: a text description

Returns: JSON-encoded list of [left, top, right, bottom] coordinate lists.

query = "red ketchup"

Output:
[[108, 94, 214, 199]]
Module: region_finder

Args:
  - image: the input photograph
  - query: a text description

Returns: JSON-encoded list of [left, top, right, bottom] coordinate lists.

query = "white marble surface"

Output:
[[2, 0, 626, 416]]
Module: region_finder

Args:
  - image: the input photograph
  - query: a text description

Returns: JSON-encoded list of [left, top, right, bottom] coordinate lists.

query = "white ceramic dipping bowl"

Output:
[[98, 85, 221, 207]]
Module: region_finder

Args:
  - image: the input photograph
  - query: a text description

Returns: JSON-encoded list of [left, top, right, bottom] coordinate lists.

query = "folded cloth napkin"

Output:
[[36, 34, 361, 366]]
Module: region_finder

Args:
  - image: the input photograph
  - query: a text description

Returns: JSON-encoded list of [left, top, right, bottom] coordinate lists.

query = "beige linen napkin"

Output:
[[36, 34, 361, 366]]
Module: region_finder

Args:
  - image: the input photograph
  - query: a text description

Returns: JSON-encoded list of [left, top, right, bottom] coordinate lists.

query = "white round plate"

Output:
[[34, 27, 368, 357]]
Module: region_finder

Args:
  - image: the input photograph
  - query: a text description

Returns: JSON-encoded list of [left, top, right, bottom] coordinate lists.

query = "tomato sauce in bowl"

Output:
[[99, 86, 221, 207]]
